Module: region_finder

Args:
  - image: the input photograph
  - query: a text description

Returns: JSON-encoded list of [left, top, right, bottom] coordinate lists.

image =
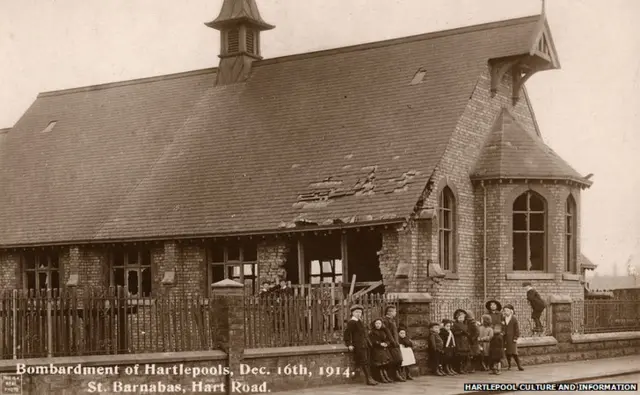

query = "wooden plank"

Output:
[[297, 240, 305, 288], [348, 275, 357, 299], [341, 233, 349, 283]]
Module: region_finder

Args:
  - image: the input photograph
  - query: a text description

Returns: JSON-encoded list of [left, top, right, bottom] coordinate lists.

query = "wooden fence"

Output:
[[572, 298, 640, 334], [0, 288, 224, 360], [244, 284, 397, 348]]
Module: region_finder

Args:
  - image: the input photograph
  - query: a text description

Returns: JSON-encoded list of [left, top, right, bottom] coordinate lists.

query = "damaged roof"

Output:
[[0, 15, 542, 246], [471, 109, 588, 184]]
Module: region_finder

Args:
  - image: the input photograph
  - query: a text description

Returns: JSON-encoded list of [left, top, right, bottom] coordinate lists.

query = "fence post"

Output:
[[211, 279, 245, 395], [12, 290, 17, 359], [47, 288, 53, 358], [549, 295, 573, 348], [389, 292, 431, 376]]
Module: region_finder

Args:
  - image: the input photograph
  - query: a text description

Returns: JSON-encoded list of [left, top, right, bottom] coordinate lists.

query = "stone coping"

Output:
[[386, 292, 432, 302], [548, 294, 572, 303], [562, 273, 582, 281], [0, 350, 227, 373], [518, 335, 558, 347], [571, 331, 640, 344], [505, 272, 555, 281], [245, 344, 348, 359]]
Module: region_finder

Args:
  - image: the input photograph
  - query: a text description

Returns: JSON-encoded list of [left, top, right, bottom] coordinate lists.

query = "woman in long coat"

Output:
[[502, 304, 524, 371], [382, 305, 405, 382]]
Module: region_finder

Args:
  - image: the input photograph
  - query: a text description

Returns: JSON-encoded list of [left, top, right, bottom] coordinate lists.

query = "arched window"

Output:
[[566, 195, 577, 273], [513, 191, 546, 271], [438, 186, 456, 272]]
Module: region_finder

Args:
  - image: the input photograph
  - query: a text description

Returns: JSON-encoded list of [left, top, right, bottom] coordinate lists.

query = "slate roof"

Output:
[[471, 109, 589, 184], [206, 0, 274, 30], [0, 15, 545, 247], [0, 128, 8, 164], [581, 253, 597, 270]]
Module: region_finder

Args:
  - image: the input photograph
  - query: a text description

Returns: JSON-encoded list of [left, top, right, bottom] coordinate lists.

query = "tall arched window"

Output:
[[566, 195, 577, 273], [438, 186, 456, 272], [513, 191, 546, 271]]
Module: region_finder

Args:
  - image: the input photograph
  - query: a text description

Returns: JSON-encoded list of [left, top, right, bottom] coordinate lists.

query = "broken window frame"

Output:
[[22, 251, 61, 291], [512, 191, 547, 272], [207, 242, 258, 295], [438, 186, 456, 272], [109, 247, 153, 298], [309, 259, 343, 285], [566, 195, 577, 274]]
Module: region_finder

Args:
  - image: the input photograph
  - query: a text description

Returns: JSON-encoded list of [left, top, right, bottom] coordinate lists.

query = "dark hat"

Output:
[[441, 318, 453, 325], [503, 304, 515, 312], [485, 299, 502, 311], [398, 324, 407, 331], [453, 309, 468, 320], [465, 310, 475, 320], [428, 322, 440, 329], [350, 304, 364, 312], [522, 282, 532, 287]]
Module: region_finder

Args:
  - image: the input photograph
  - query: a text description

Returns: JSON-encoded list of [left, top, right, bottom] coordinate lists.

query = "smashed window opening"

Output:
[[208, 241, 258, 295], [23, 251, 60, 290], [347, 230, 384, 295], [111, 246, 152, 297]]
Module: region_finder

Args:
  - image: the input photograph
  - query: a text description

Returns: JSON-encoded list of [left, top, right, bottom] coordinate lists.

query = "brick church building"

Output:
[[0, 0, 591, 303]]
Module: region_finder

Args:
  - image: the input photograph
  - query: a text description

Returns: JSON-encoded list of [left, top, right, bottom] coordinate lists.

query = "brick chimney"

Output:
[[205, 0, 274, 85]]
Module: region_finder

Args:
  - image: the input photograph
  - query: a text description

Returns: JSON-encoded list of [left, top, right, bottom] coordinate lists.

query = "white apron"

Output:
[[400, 345, 416, 366]]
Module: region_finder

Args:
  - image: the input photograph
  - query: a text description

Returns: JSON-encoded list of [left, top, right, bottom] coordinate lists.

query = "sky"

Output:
[[1, 0, 639, 275]]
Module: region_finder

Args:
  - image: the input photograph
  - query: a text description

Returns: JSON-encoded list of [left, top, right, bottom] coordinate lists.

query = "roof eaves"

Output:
[[0, 128, 10, 134], [469, 175, 593, 187], [256, 14, 540, 67], [0, 218, 407, 249], [37, 67, 217, 98]]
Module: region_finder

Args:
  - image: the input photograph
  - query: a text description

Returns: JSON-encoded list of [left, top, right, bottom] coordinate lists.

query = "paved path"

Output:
[[275, 355, 640, 395]]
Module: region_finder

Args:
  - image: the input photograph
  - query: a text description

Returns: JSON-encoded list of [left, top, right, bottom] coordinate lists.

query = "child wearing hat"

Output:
[[452, 309, 471, 374], [344, 304, 378, 386], [368, 318, 394, 383], [439, 319, 457, 375], [485, 299, 503, 333], [427, 322, 445, 376], [397, 325, 415, 380], [502, 304, 524, 371]]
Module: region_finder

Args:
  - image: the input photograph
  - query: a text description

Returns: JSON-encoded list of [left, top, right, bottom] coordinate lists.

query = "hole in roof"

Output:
[[410, 68, 427, 85], [41, 121, 57, 134]]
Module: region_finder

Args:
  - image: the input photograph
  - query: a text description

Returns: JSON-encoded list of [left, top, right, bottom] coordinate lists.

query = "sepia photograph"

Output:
[[0, 0, 639, 394]]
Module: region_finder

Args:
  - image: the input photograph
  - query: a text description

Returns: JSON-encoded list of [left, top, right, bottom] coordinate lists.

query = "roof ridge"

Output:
[[38, 67, 217, 98], [257, 14, 540, 67]]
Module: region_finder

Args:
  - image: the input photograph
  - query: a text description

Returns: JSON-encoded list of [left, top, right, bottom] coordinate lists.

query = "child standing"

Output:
[[502, 304, 524, 371], [439, 319, 457, 375], [397, 325, 416, 380], [488, 328, 505, 375], [343, 304, 378, 386], [369, 318, 394, 383], [382, 305, 405, 382], [466, 311, 481, 373], [427, 322, 445, 376], [485, 299, 503, 333], [452, 309, 471, 374], [477, 314, 494, 371]]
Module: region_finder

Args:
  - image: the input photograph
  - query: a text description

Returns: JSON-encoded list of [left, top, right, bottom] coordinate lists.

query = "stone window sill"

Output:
[[444, 272, 459, 280], [505, 272, 555, 281], [562, 273, 581, 281]]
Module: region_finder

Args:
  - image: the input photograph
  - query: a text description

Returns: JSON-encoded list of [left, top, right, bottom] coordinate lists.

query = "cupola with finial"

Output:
[[205, 0, 274, 85]]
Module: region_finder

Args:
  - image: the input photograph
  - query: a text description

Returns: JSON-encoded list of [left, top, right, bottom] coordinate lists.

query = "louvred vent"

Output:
[[246, 30, 255, 54], [228, 29, 239, 53]]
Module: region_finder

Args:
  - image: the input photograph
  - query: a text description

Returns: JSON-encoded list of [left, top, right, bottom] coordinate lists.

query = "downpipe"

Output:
[[482, 182, 488, 302]]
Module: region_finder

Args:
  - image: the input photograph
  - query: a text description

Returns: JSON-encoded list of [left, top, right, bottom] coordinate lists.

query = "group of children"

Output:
[[343, 305, 417, 386], [427, 299, 525, 376], [345, 298, 529, 386]]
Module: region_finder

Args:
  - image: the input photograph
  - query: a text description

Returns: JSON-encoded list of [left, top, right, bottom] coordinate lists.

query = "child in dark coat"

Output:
[[427, 322, 445, 376], [382, 305, 405, 382], [523, 282, 546, 334], [452, 309, 471, 374], [466, 311, 481, 373], [368, 318, 393, 383], [344, 304, 378, 386], [439, 319, 457, 375], [502, 304, 524, 371], [398, 325, 416, 380], [489, 328, 505, 375]]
